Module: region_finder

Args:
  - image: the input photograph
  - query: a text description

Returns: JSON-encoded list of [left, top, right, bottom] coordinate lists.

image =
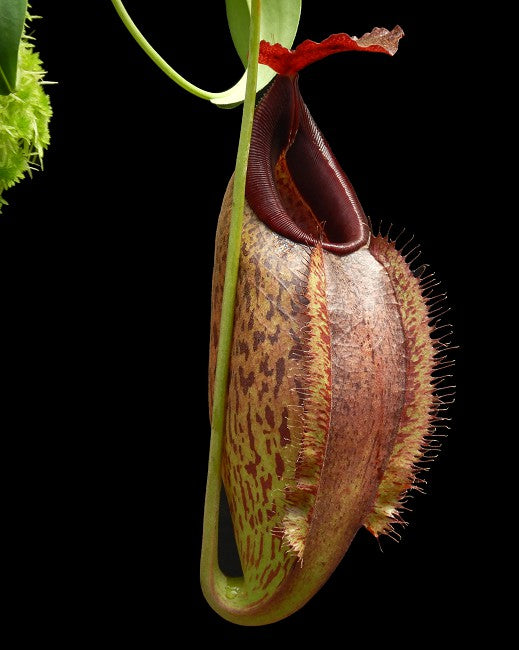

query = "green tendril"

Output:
[[110, 0, 227, 101], [200, 0, 261, 608]]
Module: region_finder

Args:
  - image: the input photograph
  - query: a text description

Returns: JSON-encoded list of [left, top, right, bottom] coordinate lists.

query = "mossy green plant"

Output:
[[0, 16, 52, 212]]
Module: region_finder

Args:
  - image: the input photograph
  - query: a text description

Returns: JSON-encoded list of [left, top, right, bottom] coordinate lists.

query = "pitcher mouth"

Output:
[[246, 75, 370, 255]]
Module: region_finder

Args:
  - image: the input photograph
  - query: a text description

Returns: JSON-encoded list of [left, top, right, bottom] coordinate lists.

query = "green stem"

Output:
[[200, 0, 261, 615], [110, 0, 227, 100]]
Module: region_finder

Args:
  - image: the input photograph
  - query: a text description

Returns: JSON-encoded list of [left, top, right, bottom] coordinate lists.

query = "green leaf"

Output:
[[225, 0, 250, 68], [214, 0, 301, 108], [0, 0, 27, 95]]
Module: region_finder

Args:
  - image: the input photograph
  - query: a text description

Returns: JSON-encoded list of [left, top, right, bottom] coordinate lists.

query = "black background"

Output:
[[1, 1, 486, 642]]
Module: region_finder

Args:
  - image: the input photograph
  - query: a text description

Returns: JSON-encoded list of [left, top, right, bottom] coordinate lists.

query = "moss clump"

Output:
[[0, 36, 52, 212]]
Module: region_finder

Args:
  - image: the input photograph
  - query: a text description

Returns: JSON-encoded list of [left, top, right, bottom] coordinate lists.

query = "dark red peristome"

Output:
[[259, 26, 404, 77], [246, 75, 369, 255], [246, 25, 404, 255]]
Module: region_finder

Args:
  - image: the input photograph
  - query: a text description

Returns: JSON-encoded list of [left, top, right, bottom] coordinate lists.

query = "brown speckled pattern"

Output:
[[208, 183, 437, 618], [210, 180, 307, 601]]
